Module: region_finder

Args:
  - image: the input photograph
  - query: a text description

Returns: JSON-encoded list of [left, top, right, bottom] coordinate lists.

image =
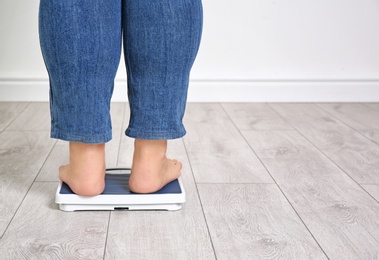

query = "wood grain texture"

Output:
[[362, 185, 379, 202], [222, 103, 293, 130], [0, 182, 109, 260], [0, 131, 55, 237], [317, 103, 379, 130], [36, 140, 68, 181], [198, 183, 327, 260], [317, 103, 379, 144], [270, 103, 379, 184], [2, 101, 379, 259], [358, 129, 379, 144], [183, 103, 273, 183], [0, 102, 29, 132], [6, 102, 50, 131], [105, 139, 216, 260], [242, 129, 379, 259]]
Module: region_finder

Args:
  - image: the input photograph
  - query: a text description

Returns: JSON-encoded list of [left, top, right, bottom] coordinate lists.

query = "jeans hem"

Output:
[[125, 128, 186, 140], [51, 129, 112, 144]]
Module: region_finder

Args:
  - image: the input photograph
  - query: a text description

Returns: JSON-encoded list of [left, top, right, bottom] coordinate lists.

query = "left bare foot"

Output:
[[59, 142, 106, 196]]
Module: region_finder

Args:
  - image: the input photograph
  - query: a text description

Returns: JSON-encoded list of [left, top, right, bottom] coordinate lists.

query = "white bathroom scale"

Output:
[[55, 168, 185, 211]]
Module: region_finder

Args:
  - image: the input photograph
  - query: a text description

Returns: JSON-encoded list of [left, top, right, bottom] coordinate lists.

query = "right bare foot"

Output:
[[129, 139, 182, 194], [59, 142, 106, 196]]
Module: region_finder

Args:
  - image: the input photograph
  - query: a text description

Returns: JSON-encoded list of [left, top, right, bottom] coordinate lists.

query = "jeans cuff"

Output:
[[125, 127, 186, 140], [51, 129, 112, 144]]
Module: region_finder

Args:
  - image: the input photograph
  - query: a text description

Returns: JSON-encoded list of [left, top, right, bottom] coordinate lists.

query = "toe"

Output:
[[171, 159, 182, 169]]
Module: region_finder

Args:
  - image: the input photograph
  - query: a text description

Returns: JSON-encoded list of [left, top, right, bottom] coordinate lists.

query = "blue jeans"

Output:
[[39, 0, 202, 143]]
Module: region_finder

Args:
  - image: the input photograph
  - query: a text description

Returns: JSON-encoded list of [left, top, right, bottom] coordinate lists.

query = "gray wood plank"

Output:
[[110, 102, 126, 130], [35, 140, 68, 181], [0, 182, 109, 259], [183, 103, 273, 183], [105, 139, 216, 260], [366, 103, 379, 112], [198, 183, 328, 260], [0, 102, 29, 132], [317, 103, 379, 130], [222, 103, 293, 130], [270, 103, 379, 184], [318, 103, 379, 144], [317, 103, 379, 144], [242, 129, 379, 259], [358, 129, 379, 144], [36, 103, 126, 181], [116, 135, 133, 168], [0, 131, 55, 237], [362, 185, 379, 202], [6, 102, 50, 131]]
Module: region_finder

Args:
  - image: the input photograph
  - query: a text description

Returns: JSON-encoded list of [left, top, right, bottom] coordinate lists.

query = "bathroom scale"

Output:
[[55, 168, 185, 211]]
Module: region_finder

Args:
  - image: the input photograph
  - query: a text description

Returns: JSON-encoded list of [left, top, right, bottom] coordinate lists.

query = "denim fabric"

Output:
[[39, 0, 202, 143]]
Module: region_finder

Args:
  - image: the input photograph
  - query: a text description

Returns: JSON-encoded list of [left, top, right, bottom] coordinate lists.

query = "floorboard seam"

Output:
[[315, 103, 379, 146], [0, 133, 56, 239], [181, 137, 218, 260], [270, 103, 379, 204], [102, 103, 127, 259], [102, 212, 112, 260], [223, 102, 331, 259], [2, 102, 31, 131]]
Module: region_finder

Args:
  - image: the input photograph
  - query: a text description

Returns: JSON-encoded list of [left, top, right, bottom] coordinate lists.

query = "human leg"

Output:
[[122, 0, 203, 193], [39, 0, 122, 195]]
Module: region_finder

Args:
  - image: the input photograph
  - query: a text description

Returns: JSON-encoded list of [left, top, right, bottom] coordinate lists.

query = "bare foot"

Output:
[[59, 142, 106, 196], [128, 139, 182, 193]]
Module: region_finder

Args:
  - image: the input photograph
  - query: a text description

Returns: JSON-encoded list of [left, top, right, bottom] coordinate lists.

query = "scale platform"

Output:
[[55, 169, 185, 211]]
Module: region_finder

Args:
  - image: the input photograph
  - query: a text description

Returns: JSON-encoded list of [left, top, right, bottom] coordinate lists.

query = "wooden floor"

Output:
[[0, 102, 379, 259]]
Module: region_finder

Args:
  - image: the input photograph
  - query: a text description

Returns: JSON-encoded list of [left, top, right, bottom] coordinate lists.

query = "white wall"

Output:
[[1, 0, 379, 102]]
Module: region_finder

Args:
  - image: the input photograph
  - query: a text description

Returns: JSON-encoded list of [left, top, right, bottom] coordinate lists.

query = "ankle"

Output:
[[134, 139, 167, 158], [69, 142, 105, 166]]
